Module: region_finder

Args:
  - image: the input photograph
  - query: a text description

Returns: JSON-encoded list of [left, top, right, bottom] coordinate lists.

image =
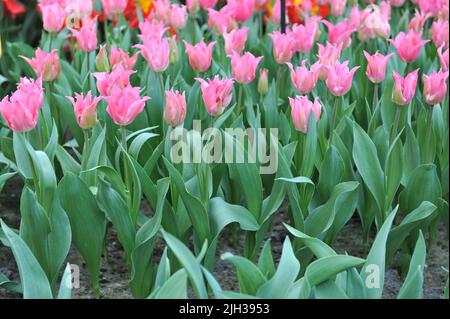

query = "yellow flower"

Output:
[[139, 0, 153, 15]]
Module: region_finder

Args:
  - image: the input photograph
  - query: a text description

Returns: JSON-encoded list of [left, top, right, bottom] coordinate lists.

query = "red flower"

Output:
[[2, 0, 25, 19]]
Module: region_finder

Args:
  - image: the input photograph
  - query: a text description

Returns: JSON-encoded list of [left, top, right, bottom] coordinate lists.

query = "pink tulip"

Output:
[[349, 5, 370, 29], [422, 70, 449, 105], [109, 47, 138, 71], [359, 6, 391, 40], [316, 42, 342, 81], [70, 17, 98, 52], [65, 0, 93, 20], [229, 51, 263, 84], [96, 45, 109, 72], [323, 19, 355, 48], [164, 90, 187, 126], [21, 48, 61, 82], [438, 45, 449, 72], [389, 30, 429, 63], [289, 96, 322, 133], [223, 27, 248, 55], [134, 36, 170, 72], [101, 0, 127, 20], [93, 66, 134, 96], [187, 0, 200, 13], [104, 85, 150, 126], [67, 91, 101, 129], [257, 68, 269, 95], [380, 1, 391, 19], [287, 61, 320, 94], [419, 0, 442, 16], [305, 16, 323, 41], [389, 0, 405, 7], [208, 7, 236, 34], [0, 77, 44, 132], [138, 20, 166, 40], [196, 76, 234, 116], [325, 61, 360, 96], [169, 4, 188, 30], [363, 51, 394, 84], [40, 3, 66, 33], [329, 0, 347, 17], [226, 0, 255, 24], [271, 0, 281, 24], [153, 0, 171, 24], [431, 19, 449, 49], [200, 0, 218, 9], [408, 10, 430, 33], [392, 69, 419, 105], [269, 31, 295, 64], [288, 24, 316, 53], [183, 39, 216, 72]]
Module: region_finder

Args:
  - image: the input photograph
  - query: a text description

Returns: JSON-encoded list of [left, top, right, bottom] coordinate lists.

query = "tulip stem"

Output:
[[159, 72, 165, 106], [48, 32, 53, 51], [391, 105, 401, 144], [121, 126, 132, 211], [329, 96, 338, 147], [424, 107, 434, 163], [372, 83, 378, 110], [237, 84, 243, 116], [81, 129, 90, 172]]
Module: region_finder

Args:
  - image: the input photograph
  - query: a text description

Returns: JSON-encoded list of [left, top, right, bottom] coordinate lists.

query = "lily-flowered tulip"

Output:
[[169, 4, 188, 30], [93, 66, 134, 96], [223, 27, 248, 55], [389, 0, 405, 7], [183, 39, 216, 72], [408, 10, 430, 33], [65, 0, 93, 20], [287, 61, 320, 94], [389, 30, 429, 63], [269, 31, 295, 64], [164, 90, 187, 126], [323, 19, 355, 48], [226, 0, 255, 24], [105, 85, 150, 126], [329, 0, 347, 17], [169, 36, 180, 64], [101, 0, 127, 20], [0, 77, 44, 132], [257, 68, 269, 95], [208, 7, 236, 34], [110, 47, 138, 70], [70, 17, 98, 52], [359, 6, 391, 40], [392, 69, 419, 105], [138, 20, 166, 40], [229, 51, 263, 84], [40, 3, 66, 33], [67, 91, 101, 129], [187, 0, 200, 13], [422, 70, 449, 105], [21, 48, 61, 82], [196, 76, 234, 116], [317, 42, 342, 80], [153, 0, 171, 24], [288, 24, 315, 54], [200, 0, 218, 9], [363, 51, 394, 83], [350, 5, 370, 29], [96, 45, 110, 72], [438, 45, 449, 72], [134, 36, 170, 72], [325, 61, 360, 96], [431, 19, 449, 49], [289, 96, 322, 133], [380, 1, 391, 19]]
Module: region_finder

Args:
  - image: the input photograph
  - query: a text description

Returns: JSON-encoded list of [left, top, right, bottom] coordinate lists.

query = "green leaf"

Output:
[[285, 224, 336, 258], [0, 220, 53, 299], [55, 145, 80, 175], [153, 270, 188, 299], [57, 264, 72, 299], [384, 133, 403, 211]]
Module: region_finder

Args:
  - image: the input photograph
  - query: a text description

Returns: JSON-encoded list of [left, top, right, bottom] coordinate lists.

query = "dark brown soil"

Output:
[[1, 177, 448, 299]]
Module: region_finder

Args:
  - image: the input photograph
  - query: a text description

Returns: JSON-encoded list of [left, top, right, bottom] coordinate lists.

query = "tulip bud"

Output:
[[392, 69, 419, 106], [67, 91, 101, 129], [96, 45, 110, 72], [258, 68, 269, 95], [164, 89, 187, 126], [169, 36, 180, 65]]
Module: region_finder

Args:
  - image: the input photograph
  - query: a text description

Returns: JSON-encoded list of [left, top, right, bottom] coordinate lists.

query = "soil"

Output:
[[0, 177, 448, 299]]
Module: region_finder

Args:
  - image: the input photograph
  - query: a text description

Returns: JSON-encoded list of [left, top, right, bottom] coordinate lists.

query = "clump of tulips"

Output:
[[0, 0, 449, 300]]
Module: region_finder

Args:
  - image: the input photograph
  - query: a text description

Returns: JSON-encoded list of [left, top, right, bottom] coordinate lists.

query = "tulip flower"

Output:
[[389, 30, 429, 63], [65, 0, 93, 20], [422, 70, 449, 105], [430, 19, 449, 49], [350, 5, 370, 29], [104, 85, 150, 126], [223, 27, 248, 55], [392, 69, 419, 106], [359, 6, 391, 40], [93, 66, 135, 96], [408, 10, 430, 33], [164, 90, 187, 126], [200, 0, 218, 9], [323, 19, 356, 48], [96, 45, 110, 72], [109, 47, 138, 71], [169, 36, 180, 65], [438, 45, 449, 72], [329, 0, 347, 17], [257, 68, 269, 95], [187, 0, 200, 13], [208, 7, 236, 34], [153, 0, 171, 24], [40, 3, 66, 33], [229, 51, 263, 84], [138, 20, 167, 40], [67, 91, 101, 129], [269, 31, 295, 64], [289, 96, 322, 133], [226, 0, 255, 24], [183, 39, 216, 72], [101, 0, 127, 20], [0, 77, 44, 132], [169, 4, 188, 30], [325, 61, 360, 97], [380, 1, 391, 19], [316, 42, 342, 81], [389, 0, 405, 7], [195, 76, 234, 116], [287, 61, 320, 94], [288, 23, 316, 54], [134, 36, 170, 72], [70, 17, 98, 52], [363, 51, 394, 83], [21, 48, 61, 82]]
